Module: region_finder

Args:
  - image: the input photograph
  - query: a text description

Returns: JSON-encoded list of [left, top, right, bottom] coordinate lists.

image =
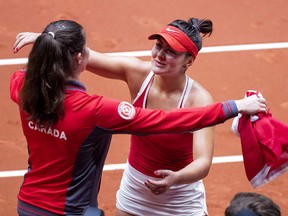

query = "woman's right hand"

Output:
[[13, 32, 40, 53], [235, 94, 267, 115]]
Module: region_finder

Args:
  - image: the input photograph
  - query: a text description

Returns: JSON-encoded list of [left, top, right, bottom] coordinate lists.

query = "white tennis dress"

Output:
[[116, 162, 208, 216]]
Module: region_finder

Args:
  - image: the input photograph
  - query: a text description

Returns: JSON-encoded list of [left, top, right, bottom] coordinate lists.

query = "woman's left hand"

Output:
[[13, 32, 40, 53]]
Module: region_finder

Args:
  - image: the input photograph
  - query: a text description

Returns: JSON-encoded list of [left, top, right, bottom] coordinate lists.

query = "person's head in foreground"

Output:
[[225, 192, 281, 216]]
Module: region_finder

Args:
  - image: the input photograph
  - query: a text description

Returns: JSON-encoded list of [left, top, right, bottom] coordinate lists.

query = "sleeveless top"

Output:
[[129, 71, 195, 177]]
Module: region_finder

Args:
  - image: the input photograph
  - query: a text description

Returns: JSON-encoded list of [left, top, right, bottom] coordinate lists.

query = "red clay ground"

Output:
[[0, 1, 287, 215]]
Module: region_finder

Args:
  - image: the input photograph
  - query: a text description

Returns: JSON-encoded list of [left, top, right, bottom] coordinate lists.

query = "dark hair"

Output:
[[168, 17, 213, 52], [20, 20, 87, 127], [225, 192, 281, 216]]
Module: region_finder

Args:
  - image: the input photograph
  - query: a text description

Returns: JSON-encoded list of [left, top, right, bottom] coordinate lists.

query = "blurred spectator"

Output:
[[225, 192, 281, 216]]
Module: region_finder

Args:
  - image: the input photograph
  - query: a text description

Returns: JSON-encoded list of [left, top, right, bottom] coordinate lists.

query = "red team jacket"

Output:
[[236, 112, 288, 187], [10, 70, 238, 215]]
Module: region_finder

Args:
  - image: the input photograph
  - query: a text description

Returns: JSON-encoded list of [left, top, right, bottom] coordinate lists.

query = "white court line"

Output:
[[1, 42, 288, 66], [0, 155, 243, 178]]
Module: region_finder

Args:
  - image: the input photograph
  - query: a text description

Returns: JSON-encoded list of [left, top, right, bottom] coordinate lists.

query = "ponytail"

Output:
[[20, 20, 86, 127], [168, 17, 213, 52], [189, 18, 213, 37]]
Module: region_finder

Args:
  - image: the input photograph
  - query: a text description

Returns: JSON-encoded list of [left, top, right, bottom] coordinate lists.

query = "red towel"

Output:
[[232, 91, 288, 187]]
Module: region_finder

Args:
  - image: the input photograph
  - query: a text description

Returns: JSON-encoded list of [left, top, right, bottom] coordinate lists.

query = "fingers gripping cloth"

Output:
[[231, 90, 288, 188]]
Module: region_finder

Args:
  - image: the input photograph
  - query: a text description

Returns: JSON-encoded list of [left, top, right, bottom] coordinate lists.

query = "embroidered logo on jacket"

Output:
[[118, 102, 136, 120]]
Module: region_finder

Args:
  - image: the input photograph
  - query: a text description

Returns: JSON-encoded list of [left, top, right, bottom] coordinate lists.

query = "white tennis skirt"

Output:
[[116, 162, 208, 216]]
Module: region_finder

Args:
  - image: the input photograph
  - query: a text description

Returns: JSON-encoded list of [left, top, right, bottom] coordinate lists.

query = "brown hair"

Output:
[[225, 192, 281, 216], [20, 20, 86, 127]]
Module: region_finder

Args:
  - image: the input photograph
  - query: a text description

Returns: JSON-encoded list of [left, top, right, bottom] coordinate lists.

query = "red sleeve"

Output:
[[10, 70, 25, 104], [94, 97, 238, 135]]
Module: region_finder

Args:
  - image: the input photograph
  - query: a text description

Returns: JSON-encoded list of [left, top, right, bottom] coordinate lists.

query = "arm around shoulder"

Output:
[[86, 49, 149, 80]]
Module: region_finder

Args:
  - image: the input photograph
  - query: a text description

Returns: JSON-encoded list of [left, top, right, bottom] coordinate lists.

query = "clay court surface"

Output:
[[0, 1, 287, 215]]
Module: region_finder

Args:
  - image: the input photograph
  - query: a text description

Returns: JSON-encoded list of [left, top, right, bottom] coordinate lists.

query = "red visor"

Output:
[[148, 26, 199, 58]]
